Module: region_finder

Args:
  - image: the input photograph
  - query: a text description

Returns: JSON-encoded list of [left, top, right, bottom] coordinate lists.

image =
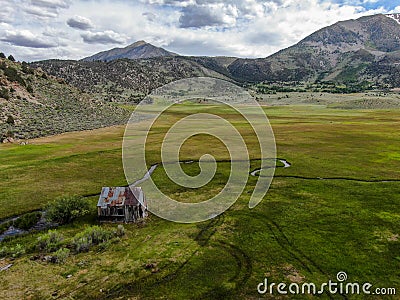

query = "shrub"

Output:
[[72, 226, 113, 253], [0, 221, 12, 234], [3, 66, 26, 86], [0, 244, 25, 258], [12, 244, 25, 258], [7, 55, 15, 62], [116, 224, 125, 237], [26, 84, 34, 94], [45, 196, 90, 225], [73, 236, 91, 253], [4, 129, 14, 138], [21, 62, 34, 75], [13, 212, 41, 230], [0, 246, 7, 258], [0, 52, 5, 59], [0, 87, 10, 100], [37, 230, 64, 253], [52, 248, 70, 264]]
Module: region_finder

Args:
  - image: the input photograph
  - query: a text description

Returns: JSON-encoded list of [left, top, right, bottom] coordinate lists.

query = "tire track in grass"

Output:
[[242, 211, 315, 274], [265, 218, 313, 273], [194, 241, 252, 300], [216, 240, 252, 289], [249, 211, 345, 299], [155, 214, 254, 298], [270, 220, 326, 275], [268, 220, 346, 299], [155, 215, 225, 284]]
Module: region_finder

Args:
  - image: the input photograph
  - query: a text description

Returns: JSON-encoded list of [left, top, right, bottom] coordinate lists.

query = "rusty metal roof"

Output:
[[97, 187, 146, 208]]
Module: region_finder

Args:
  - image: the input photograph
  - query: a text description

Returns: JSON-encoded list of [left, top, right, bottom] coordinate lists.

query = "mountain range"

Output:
[[29, 13, 400, 101]]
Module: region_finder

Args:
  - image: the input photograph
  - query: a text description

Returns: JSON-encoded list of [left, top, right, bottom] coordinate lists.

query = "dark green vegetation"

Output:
[[0, 104, 399, 299], [0, 57, 130, 140], [45, 196, 90, 225], [35, 225, 123, 255], [249, 80, 375, 95], [0, 212, 42, 234], [12, 212, 42, 231], [8, 225, 124, 265], [32, 14, 400, 102]]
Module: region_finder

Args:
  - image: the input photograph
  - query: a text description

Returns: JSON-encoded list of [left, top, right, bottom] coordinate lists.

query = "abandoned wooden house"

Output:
[[97, 187, 147, 222]]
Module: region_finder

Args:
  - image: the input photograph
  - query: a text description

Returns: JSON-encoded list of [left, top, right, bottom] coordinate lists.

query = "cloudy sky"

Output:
[[0, 0, 398, 61]]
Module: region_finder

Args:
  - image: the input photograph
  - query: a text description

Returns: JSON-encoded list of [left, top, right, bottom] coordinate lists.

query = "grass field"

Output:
[[0, 102, 399, 299]]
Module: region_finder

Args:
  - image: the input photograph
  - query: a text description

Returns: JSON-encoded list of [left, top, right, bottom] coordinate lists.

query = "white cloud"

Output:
[[31, 0, 70, 9], [23, 6, 59, 18], [67, 15, 94, 30], [142, 12, 157, 22], [23, 0, 71, 19], [391, 6, 400, 13], [179, 3, 238, 28], [143, 0, 195, 7], [0, 0, 16, 24], [1, 29, 58, 48], [81, 30, 128, 44]]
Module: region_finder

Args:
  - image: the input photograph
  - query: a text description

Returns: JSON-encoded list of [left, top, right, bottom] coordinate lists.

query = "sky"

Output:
[[0, 0, 399, 61]]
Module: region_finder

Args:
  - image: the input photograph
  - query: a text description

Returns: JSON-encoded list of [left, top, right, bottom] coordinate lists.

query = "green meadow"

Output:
[[0, 103, 399, 299]]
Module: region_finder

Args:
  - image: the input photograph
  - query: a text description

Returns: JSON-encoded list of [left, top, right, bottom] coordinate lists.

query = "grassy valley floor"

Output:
[[0, 103, 399, 299]]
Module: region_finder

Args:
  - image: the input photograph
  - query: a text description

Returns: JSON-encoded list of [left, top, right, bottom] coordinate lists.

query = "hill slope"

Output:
[[31, 57, 232, 103], [0, 57, 129, 141], [82, 41, 178, 62]]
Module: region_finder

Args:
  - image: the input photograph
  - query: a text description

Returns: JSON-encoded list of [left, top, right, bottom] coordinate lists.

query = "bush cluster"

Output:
[[72, 225, 114, 253], [0, 87, 10, 100], [0, 64, 26, 87], [21, 62, 34, 75], [45, 196, 90, 225], [0, 212, 41, 234], [36, 230, 64, 252], [13, 212, 41, 230], [1, 224, 125, 264], [52, 248, 70, 264], [0, 221, 10, 234], [0, 244, 25, 258], [116, 224, 125, 237]]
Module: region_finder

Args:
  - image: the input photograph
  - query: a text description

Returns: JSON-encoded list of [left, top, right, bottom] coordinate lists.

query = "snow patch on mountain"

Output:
[[386, 14, 400, 25]]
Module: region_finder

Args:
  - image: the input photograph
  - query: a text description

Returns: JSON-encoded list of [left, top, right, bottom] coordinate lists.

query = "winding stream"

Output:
[[250, 159, 291, 176], [131, 158, 291, 187]]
